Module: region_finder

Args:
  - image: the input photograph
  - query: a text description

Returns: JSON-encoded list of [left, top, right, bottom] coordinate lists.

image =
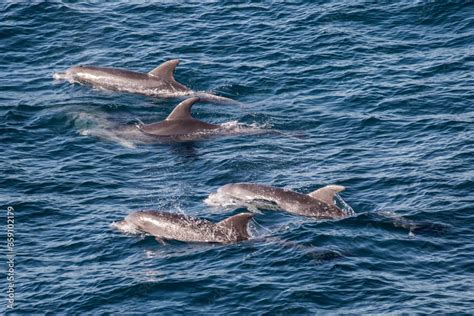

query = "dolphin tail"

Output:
[[217, 213, 254, 241], [194, 92, 242, 106]]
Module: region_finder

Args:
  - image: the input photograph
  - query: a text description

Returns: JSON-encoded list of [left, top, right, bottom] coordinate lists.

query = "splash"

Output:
[[334, 194, 356, 217], [80, 128, 138, 148], [204, 191, 241, 209], [218, 120, 272, 136], [204, 191, 280, 213]]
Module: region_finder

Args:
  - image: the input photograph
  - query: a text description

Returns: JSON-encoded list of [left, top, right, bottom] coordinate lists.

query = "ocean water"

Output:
[[1, 1, 473, 314]]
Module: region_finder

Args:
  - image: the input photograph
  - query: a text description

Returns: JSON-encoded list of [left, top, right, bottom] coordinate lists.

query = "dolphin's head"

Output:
[[53, 66, 76, 81], [205, 184, 249, 207], [217, 183, 264, 201], [213, 183, 247, 202], [53, 65, 89, 82], [124, 210, 149, 229], [111, 219, 140, 234], [217, 183, 246, 196]]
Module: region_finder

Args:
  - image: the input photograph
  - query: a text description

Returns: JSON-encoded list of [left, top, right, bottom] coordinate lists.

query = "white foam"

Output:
[[204, 192, 238, 208], [218, 121, 271, 136], [81, 128, 138, 148], [52, 71, 76, 83], [334, 194, 356, 217], [204, 191, 269, 214], [71, 111, 156, 148]]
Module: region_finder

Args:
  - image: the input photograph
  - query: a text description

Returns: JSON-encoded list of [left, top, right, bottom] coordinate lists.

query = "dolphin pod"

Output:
[[54, 59, 239, 104], [113, 183, 350, 244], [54, 56, 357, 245], [206, 183, 349, 219]]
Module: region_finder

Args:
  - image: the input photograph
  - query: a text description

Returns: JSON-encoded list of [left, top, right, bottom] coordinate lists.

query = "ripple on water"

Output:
[[1, 1, 473, 314]]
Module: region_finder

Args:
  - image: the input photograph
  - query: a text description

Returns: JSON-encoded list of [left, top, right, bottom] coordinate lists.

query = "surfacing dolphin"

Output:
[[136, 97, 219, 140], [53, 59, 239, 104], [206, 183, 351, 219], [75, 97, 269, 146], [113, 210, 254, 243]]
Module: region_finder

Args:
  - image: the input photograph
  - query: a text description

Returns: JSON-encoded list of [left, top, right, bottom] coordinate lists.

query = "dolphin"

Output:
[[53, 59, 238, 104], [206, 183, 350, 219], [113, 210, 254, 243], [375, 211, 450, 236], [74, 97, 269, 146]]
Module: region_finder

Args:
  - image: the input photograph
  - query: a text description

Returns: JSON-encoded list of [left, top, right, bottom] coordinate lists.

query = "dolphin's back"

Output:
[[219, 183, 346, 218], [220, 183, 313, 205], [124, 210, 253, 243], [79, 66, 149, 80], [67, 65, 189, 94], [137, 97, 220, 138], [139, 119, 219, 137], [71, 66, 150, 84], [126, 211, 219, 242]]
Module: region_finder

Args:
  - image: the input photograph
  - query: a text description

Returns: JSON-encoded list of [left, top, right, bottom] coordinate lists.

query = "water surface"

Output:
[[1, 1, 473, 314]]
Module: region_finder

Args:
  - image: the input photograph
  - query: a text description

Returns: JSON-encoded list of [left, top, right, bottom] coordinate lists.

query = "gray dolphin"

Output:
[[53, 59, 238, 104], [113, 210, 254, 243], [74, 97, 269, 146], [206, 183, 350, 219]]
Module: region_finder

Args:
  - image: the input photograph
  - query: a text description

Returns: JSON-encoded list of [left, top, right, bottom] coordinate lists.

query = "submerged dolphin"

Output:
[[53, 59, 238, 104], [113, 210, 254, 243], [206, 183, 350, 219]]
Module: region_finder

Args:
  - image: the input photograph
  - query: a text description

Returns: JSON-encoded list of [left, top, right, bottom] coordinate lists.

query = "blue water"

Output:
[[2, 1, 474, 314]]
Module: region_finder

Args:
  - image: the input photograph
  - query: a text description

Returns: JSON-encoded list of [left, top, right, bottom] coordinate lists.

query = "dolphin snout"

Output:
[[53, 66, 83, 81], [53, 71, 68, 80], [53, 66, 78, 81], [111, 219, 140, 234]]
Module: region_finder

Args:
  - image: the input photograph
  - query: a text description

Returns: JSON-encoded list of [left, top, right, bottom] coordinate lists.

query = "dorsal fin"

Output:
[[166, 97, 200, 120], [217, 213, 254, 240], [148, 59, 180, 81], [308, 185, 345, 206]]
